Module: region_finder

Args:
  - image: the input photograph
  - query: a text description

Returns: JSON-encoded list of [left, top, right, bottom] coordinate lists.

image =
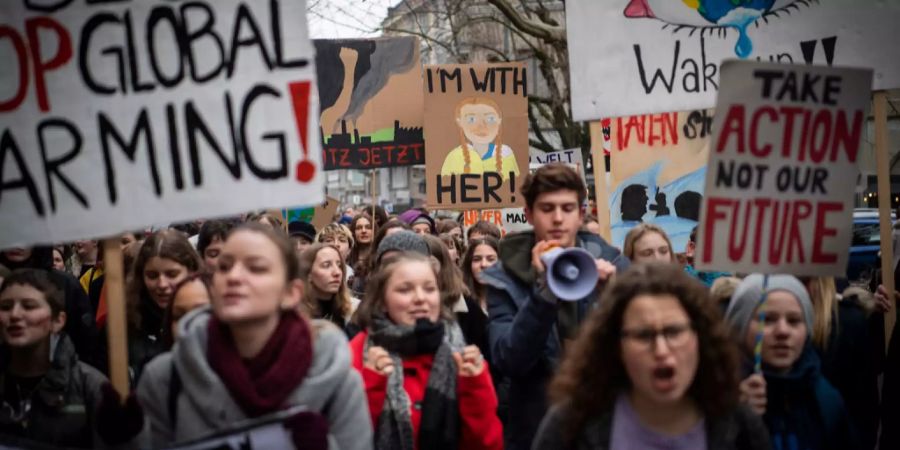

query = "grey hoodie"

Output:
[[136, 307, 372, 450]]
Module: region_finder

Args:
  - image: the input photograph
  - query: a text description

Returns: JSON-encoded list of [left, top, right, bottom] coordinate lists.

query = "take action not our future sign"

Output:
[[695, 60, 872, 277], [0, 0, 323, 248]]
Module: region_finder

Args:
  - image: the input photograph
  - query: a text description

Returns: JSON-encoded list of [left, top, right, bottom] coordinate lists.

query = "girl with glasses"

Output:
[[533, 263, 769, 450]]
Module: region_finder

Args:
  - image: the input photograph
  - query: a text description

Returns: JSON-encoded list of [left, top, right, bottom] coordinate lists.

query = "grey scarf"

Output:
[[367, 315, 465, 450]]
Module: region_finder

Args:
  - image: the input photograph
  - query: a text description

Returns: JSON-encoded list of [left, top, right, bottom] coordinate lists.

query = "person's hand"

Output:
[[739, 374, 767, 416], [874, 284, 897, 313], [364, 346, 394, 376], [285, 411, 329, 450], [595, 258, 616, 282], [453, 345, 486, 377], [531, 240, 561, 275], [96, 383, 144, 445]]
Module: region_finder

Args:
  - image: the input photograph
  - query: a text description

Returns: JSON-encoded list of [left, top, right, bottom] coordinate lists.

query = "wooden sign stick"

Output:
[[102, 237, 129, 397], [874, 91, 895, 351], [371, 169, 377, 224]]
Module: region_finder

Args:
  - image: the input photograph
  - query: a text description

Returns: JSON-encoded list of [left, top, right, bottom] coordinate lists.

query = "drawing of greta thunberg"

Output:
[[440, 97, 520, 181]]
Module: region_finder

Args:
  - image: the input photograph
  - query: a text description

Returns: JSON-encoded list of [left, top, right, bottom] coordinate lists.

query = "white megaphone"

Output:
[[540, 247, 599, 301]]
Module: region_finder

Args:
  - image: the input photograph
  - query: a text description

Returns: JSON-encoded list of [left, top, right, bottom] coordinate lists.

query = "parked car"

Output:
[[847, 209, 896, 283]]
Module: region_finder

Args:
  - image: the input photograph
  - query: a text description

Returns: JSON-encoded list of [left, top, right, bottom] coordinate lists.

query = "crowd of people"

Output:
[[0, 163, 898, 449]]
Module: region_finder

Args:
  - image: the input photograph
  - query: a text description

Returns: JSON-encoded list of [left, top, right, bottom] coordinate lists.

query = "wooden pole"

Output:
[[371, 169, 377, 224], [874, 91, 895, 351], [589, 121, 612, 242], [102, 238, 129, 397]]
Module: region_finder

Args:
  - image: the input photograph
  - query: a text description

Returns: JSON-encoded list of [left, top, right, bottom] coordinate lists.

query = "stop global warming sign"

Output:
[[0, 0, 323, 248], [695, 60, 871, 276]]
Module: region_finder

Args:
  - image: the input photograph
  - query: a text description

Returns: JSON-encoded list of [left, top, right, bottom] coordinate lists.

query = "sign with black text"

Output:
[[424, 63, 528, 210], [695, 61, 871, 276], [0, 0, 322, 248], [565, 0, 900, 120]]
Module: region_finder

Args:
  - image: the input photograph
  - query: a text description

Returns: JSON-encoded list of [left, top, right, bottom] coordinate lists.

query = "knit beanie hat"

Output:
[[398, 210, 436, 234], [375, 231, 429, 262], [725, 274, 814, 341]]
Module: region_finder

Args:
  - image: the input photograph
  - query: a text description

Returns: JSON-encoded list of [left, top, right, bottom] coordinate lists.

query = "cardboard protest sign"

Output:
[[283, 196, 339, 230], [424, 63, 529, 210], [0, 1, 322, 249], [601, 109, 713, 252], [462, 209, 507, 237], [461, 149, 586, 236], [311, 196, 340, 230], [566, 0, 900, 120], [316, 37, 425, 170], [695, 61, 871, 276]]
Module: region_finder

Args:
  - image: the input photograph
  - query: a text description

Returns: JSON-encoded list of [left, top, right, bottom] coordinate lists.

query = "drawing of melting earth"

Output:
[[624, 0, 805, 58]]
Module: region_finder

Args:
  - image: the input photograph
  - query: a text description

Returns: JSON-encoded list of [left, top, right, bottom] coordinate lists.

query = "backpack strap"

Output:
[[168, 362, 182, 427]]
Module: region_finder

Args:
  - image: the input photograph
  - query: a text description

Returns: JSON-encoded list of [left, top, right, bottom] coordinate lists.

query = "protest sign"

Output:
[[0, 0, 322, 249], [462, 209, 506, 237], [695, 61, 871, 276], [167, 405, 307, 449], [460, 148, 583, 236], [502, 208, 531, 234], [282, 196, 339, 230], [529, 148, 585, 179], [602, 109, 713, 252], [316, 37, 425, 170], [311, 196, 340, 230], [424, 63, 529, 210], [565, 0, 900, 120]]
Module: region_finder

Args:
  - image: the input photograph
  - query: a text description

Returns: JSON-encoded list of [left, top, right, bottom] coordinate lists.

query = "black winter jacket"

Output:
[[481, 230, 629, 450], [0, 334, 108, 448]]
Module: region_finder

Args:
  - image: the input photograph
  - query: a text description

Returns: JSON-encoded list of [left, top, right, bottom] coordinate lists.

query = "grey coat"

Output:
[[532, 403, 771, 450], [136, 307, 373, 450]]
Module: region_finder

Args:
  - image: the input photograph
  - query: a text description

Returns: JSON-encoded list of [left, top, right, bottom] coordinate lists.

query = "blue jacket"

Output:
[[480, 230, 628, 450], [759, 343, 859, 450]]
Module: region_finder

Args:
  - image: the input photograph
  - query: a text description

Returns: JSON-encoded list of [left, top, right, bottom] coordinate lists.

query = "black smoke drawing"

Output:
[[315, 37, 417, 134]]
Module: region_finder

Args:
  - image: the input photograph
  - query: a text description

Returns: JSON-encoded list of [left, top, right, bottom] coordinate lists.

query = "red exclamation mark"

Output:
[[289, 81, 316, 183]]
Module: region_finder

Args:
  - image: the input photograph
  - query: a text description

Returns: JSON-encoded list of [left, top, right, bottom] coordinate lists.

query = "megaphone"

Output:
[[540, 247, 599, 301]]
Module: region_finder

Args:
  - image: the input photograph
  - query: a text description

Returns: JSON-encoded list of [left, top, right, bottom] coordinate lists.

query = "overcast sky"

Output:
[[308, 0, 395, 39]]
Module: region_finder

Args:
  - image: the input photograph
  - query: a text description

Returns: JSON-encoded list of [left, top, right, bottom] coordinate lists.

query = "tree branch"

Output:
[[484, 0, 566, 43]]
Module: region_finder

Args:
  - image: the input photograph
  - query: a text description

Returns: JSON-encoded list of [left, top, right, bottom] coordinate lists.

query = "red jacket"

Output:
[[349, 330, 504, 450]]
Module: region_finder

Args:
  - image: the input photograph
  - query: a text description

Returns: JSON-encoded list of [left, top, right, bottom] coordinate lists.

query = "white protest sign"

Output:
[[528, 148, 585, 176], [502, 208, 530, 234], [695, 61, 871, 276], [503, 148, 587, 234], [0, 1, 322, 248], [565, 0, 900, 120]]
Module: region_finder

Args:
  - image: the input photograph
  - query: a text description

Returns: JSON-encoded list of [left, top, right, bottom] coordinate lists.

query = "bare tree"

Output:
[[382, 0, 587, 153]]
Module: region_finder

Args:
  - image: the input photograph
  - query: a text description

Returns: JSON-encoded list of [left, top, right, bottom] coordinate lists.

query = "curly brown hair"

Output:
[[549, 262, 739, 444]]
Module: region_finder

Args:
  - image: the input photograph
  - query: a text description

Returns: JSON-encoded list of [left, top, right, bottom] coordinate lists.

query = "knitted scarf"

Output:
[[367, 315, 465, 450], [207, 311, 313, 418]]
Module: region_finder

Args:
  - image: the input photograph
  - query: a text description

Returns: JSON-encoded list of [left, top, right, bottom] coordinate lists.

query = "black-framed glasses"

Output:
[[620, 323, 694, 351]]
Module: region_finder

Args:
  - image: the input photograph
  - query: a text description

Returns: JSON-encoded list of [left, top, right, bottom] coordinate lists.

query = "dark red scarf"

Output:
[[207, 311, 313, 418]]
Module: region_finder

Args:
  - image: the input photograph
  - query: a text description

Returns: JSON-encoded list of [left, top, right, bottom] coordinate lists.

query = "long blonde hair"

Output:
[[622, 223, 675, 262], [456, 97, 503, 174], [806, 276, 838, 350]]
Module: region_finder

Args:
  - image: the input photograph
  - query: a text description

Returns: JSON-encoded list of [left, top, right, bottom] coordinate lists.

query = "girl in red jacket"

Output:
[[350, 251, 503, 450]]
